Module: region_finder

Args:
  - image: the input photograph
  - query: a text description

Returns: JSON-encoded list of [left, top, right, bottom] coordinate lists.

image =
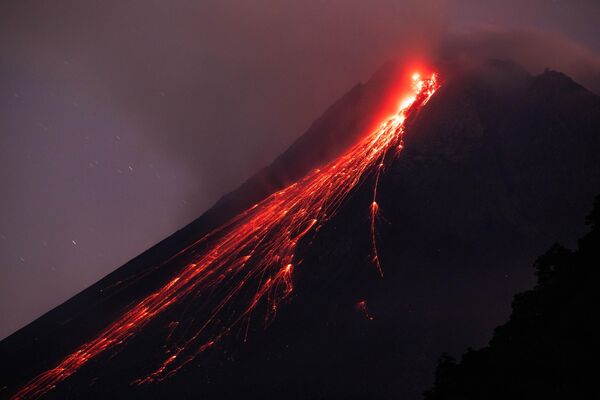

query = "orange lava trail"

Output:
[[13, 73, 439, 400]]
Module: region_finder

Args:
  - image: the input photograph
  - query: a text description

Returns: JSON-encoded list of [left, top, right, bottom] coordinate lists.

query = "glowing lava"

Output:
[[356, 300, 374, 321], [13, 72, 439, 399]]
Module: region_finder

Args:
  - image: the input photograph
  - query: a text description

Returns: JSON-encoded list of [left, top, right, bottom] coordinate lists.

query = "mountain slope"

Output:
[[0, 60, 410, 397], [1, 60, 599, 400]]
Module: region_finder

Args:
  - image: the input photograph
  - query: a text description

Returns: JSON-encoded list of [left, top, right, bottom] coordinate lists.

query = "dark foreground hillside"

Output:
[[425, 196, 600, 399]]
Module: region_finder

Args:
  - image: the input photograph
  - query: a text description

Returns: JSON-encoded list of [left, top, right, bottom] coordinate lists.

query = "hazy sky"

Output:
[[1, 0, 599, 339]]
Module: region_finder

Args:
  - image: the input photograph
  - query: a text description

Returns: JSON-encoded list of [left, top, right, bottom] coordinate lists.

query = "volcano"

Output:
[[1, 59, 599, 400]]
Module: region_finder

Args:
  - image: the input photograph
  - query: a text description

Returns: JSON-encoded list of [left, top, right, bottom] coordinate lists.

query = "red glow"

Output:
[[13, 72, 439, 399], [356, 300, 374, 321]]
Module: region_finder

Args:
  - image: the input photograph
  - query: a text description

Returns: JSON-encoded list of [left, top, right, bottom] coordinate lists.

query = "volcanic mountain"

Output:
[[1, 60, 599, 400]]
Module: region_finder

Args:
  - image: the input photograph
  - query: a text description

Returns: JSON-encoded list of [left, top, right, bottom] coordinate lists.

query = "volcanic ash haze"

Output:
[[2, 59, 600, 400]]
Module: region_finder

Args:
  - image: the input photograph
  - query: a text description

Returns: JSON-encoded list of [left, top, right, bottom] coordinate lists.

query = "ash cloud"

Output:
[[439, 26, 600, 94]]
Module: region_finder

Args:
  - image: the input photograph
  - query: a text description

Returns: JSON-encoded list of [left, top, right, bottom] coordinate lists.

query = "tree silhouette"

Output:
[[424, 196, 600, 400]]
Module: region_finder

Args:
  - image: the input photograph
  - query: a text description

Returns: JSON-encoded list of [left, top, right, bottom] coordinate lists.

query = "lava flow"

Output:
[[13, 72, 439, 399]]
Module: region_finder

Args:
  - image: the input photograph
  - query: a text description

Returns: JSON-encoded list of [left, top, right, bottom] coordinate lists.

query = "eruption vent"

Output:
[[14, 72, 439, 399]]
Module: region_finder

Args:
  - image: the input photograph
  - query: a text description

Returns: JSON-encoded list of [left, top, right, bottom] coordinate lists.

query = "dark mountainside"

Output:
[[1, 60, 599, 399], [424, 197, 600, 399]]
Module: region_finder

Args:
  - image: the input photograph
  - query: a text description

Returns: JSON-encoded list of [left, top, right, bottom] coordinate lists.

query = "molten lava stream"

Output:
[[13, 72, 439, 400]]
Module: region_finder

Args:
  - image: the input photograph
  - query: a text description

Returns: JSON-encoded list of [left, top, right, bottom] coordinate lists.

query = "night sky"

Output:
[[1, 0, 599, 339]]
